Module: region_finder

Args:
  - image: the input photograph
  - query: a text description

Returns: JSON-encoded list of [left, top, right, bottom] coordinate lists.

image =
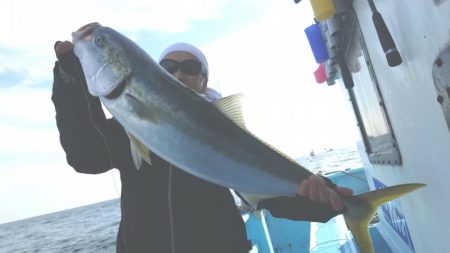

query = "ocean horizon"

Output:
[[0, 199, 120, 253], [0, 145, 362, 253]]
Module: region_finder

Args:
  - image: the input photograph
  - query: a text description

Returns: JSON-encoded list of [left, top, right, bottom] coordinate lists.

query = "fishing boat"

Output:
[[243, 0, 450, 252]]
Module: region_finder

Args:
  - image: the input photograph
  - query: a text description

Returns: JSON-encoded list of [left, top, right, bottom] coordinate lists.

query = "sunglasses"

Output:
[[159, 59, 203, 76]]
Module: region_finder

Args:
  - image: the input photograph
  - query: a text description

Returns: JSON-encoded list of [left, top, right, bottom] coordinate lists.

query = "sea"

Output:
[[0, 146, 362, 253]]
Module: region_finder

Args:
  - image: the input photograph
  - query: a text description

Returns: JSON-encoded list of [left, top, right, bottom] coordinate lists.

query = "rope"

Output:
[[323, 169, 367, 182], [309, 239, 348, 252], [71, 56, 119, 196]]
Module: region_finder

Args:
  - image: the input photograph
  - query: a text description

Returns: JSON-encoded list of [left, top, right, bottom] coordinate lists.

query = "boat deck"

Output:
[[244, 167, 394, 253]]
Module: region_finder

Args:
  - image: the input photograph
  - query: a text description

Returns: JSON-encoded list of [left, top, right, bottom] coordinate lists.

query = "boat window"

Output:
[[342, 16, 402, 165], [432, 45, 450, 132]]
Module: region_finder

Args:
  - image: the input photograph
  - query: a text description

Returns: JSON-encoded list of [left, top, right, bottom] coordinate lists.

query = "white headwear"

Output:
[[204, 87, 222, 102], [158, 42, 209, 78], [159, 42, 220, 101]]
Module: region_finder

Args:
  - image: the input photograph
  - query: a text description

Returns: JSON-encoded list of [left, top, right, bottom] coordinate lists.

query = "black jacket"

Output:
[[51, 47, 339, 253]]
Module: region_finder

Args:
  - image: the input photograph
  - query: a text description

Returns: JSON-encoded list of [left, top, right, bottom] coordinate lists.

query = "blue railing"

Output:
[[244, 167, 394, 253]]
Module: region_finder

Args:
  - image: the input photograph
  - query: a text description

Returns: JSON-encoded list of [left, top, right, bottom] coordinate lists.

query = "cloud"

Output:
[[0, 160, 121, 223], [203, 1, 358, 157], [0, 85, 120, 224], [0, 0, 358, 158], [0, 0, 248, 168], [0, 0, 230, 49], [0, 68, 28, 87], [0, 86, 59, 162], [0, 0, 237, 92], [0, 86, 54, 124], [0, 0, 361, 223]]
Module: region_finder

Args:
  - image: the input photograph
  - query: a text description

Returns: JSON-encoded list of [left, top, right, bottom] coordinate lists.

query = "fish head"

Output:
[[72, 22, 133, 97]]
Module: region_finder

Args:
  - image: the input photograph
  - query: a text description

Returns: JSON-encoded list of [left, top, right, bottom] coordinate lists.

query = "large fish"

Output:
[[72, 22, 424, 253]]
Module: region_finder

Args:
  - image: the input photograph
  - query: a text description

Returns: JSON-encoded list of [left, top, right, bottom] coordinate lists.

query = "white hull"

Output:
[[338, 1, 450, 252]]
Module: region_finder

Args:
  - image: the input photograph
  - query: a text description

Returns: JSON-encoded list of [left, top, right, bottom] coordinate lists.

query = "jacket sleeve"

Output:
[[255, 177, 342, 223], [256, 195, 341, 223], [51, 45, 129, 174]]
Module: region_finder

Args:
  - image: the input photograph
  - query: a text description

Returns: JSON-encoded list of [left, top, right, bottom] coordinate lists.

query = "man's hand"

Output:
[[298, 175, 353, 211], [54, 41, 74, 56]]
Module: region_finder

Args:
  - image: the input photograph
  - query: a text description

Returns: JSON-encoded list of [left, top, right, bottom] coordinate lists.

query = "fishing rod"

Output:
[[294, 0, 402, 67], [367, 0, 402, 67]]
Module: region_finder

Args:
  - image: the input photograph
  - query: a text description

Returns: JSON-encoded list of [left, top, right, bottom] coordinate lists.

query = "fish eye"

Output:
[[95, 35, 104, 47]]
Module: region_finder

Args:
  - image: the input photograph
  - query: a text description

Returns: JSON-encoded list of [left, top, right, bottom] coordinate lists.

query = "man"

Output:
[[52, 40, 351, 253]]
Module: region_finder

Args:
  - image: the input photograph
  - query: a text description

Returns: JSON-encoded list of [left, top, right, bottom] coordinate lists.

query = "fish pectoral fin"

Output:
[[126, 93, 159, 123], [235, 193, 272, 219], [238, 193, 267, 208], [127, 133, 152, 170], [343, 183, 425, 253]]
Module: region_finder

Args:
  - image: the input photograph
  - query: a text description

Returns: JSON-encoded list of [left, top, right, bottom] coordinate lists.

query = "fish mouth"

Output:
[[105, 74, 131, 100], [72, 22, 101, 43]]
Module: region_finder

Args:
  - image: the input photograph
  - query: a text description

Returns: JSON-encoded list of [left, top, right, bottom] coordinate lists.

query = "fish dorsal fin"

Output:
[[127, 133, 152, 170], [213, 93, 246, 129], [214, 93, 300, 167]]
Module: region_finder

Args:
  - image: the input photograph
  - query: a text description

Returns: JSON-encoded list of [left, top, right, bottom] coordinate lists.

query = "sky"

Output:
[[0, 0, 359, 224]]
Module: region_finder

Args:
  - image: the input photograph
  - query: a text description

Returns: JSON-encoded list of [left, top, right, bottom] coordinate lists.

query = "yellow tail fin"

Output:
[[343, 183, 425, 253]]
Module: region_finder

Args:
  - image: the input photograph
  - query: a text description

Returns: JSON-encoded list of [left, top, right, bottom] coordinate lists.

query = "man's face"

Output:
[[160, 51, 206, 93]]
